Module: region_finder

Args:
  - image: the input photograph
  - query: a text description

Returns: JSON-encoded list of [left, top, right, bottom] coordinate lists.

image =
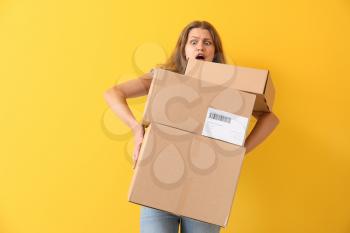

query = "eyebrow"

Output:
[[189, 36, 213, 41]]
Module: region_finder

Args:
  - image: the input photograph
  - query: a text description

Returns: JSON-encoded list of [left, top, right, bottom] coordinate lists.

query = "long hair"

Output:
[[156, 20, 226, 74]]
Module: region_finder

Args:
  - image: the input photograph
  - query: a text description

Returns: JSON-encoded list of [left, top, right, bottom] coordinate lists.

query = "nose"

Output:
[[196, 41, 204, 51]]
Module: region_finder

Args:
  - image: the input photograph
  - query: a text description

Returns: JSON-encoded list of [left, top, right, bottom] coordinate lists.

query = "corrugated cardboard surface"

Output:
[[184, 58, 275, 112], [128, 123, 246, 227], [142, 68, 256, 146]]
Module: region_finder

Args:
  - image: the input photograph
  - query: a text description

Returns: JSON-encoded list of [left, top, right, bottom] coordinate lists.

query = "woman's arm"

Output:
[[244, 111, 280, 154], [103, 72, 152, 129], [103, 72, 153, 167]]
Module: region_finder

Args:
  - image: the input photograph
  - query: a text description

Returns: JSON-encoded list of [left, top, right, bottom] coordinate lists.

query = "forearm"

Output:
[[103, 87, 139, 130], [244, 112, 279, 154]]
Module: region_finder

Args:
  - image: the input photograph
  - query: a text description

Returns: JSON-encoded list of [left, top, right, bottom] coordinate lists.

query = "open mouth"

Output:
[[195, 54, 205, 60]]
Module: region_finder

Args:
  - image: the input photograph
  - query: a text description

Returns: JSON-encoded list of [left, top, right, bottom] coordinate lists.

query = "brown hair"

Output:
[[156, 20, 226, 74]]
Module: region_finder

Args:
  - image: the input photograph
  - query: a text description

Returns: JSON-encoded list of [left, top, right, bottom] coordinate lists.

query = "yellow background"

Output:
[[1, 0, 349, 232]]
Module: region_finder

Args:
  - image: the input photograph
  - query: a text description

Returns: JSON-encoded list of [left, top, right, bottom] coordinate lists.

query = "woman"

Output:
[[104, 20, 279, 233]]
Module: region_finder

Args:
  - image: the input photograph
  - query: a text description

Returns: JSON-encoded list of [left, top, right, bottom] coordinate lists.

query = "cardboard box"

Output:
[[185, 58, 275, 112], [128, 123, 246, 227], [130, 67, 257, 227], [142, 68, 256, 146]]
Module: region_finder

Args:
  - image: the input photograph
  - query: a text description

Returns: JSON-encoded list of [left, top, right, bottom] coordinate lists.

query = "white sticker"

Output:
[[202, 107, 249, 146]]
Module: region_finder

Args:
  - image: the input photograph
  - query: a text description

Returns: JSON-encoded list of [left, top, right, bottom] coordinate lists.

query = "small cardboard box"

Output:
[[128, 123, 246, 227], [142, 68, 256, 146], [185, 58, 275, 112]]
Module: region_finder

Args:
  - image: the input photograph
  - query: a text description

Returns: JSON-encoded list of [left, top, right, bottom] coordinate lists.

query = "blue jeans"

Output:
[[140, 206, 221, 233]]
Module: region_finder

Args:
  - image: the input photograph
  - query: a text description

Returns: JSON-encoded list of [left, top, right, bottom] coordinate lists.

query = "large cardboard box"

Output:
[[185, 58, 275, 112], [129, 67, 257, 227], [128, 123, 246, 227], [142, 68, 256, 146]]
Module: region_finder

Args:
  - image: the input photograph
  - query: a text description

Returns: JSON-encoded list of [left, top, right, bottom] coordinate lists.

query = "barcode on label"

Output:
[[208, 112, 231, 123]]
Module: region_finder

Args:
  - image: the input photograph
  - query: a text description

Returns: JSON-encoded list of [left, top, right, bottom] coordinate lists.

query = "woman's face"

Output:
[[185, 28, 215, 62]]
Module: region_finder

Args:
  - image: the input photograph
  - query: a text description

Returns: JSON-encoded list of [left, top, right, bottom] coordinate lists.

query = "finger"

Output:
[[132, 149, 141, 169], [133, 144, 141, 160], [132, 160, 137, 169], [136, 135, 144, 143]]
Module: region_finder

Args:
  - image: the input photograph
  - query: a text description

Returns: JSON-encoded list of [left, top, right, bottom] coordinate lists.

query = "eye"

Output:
[[204, 41, 212, 46], [190, 40, 198, 45]]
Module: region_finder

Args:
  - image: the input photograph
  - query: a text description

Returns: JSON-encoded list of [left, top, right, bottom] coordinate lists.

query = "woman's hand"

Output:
[[131, 124, 145, 169], [103, 73, 153, 169]]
